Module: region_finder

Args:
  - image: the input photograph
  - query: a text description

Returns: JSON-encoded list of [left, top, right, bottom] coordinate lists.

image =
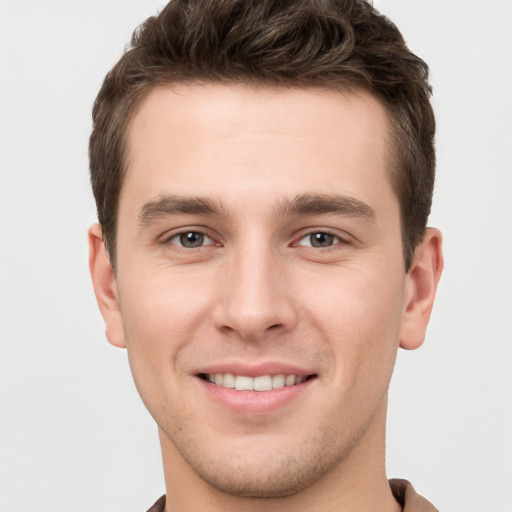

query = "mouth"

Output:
[[198, 373, 317, 391]]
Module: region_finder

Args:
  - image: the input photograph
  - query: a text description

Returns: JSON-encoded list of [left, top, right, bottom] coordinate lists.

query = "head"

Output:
[[89, 0, 435, 272], [88, 0, 443, 506]]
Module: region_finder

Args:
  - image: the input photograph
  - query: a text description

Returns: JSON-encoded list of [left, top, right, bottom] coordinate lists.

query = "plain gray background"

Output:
[[1, 1, 511, 511]]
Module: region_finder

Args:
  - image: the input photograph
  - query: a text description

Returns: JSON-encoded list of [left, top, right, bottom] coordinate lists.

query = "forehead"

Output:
[[122, 83, 396, 218]]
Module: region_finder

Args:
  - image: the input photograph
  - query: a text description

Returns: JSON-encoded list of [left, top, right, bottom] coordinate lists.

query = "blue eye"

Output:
[[170, 231, 213, 248], [297, 232, 340, 248]]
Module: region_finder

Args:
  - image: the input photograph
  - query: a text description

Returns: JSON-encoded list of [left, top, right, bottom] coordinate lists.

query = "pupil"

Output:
[[311, 232, 334, 247], [180, 232, 203, 248]]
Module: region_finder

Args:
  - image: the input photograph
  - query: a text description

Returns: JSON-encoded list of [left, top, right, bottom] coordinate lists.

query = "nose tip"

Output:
[[212, 253, 297, 341], [219, 310, 289, 341]]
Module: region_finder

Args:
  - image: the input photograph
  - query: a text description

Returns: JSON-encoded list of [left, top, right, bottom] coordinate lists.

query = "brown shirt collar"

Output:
[[147, 479, 438, 512], [146, 494, 166, 512], [390, 479, 439, 512]]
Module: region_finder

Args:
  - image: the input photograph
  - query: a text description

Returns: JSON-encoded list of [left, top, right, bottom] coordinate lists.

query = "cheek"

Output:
[[120, 264, 212, 339], [305, 261, 405, 330], [300, 263, 406, 384], [118, 271, 214, 393]]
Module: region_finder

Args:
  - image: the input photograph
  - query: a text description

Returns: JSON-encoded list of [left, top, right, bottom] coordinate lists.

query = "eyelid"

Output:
[[292, 228, 352, 248], [170, 233, 214, 247], [160, 226, 221, 247]]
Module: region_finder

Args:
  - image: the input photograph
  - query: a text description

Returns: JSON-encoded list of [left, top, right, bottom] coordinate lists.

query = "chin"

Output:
[[172, 428, 354, 499], [193, 459, 325, 498]]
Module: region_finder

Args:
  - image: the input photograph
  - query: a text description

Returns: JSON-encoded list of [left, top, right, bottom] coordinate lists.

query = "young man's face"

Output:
[[90, 84, 440, 498]]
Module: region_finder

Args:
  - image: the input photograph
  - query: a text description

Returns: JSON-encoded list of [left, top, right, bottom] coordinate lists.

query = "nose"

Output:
[[212, 245, 298, 342]]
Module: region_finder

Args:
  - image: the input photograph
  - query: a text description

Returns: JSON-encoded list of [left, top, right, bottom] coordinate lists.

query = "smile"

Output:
[[200, 373, 315, 391]]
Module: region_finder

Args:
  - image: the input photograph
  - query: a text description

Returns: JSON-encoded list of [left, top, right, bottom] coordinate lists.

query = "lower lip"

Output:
[[196, 377, 315, 414]]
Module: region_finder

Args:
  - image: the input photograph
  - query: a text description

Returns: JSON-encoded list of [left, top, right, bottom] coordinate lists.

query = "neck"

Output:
[[159, 400, 401, 512]]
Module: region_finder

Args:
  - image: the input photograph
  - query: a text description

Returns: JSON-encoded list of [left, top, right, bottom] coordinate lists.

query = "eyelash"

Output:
[[162, 227, 219, 250], [162, 228, 350, 251], [293, 230, 350, 249]]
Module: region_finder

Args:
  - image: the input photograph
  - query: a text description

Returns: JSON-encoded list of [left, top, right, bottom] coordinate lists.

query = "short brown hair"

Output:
[[90, 0, 435, 270]]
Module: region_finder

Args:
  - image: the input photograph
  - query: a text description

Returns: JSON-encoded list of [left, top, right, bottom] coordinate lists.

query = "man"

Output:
[[88, 1, 443, 510]]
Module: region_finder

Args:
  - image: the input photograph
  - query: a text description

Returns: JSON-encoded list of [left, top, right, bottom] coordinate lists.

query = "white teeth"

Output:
[[272, 374, 285, 389], [235, 375, 253, 391], [222, 373, 235, 388], [253, 375, 272, 391], [285, 375, 296, 386], [206, 373, 308, 391]]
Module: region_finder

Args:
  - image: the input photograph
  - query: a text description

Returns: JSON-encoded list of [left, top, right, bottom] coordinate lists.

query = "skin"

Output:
[[89, 84, 443, 511]]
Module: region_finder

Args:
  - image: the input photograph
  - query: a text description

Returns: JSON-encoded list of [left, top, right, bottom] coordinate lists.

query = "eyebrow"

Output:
[[276, 194, 376, 221], [138, 192, 376, 226], [139, 195, 230, 225]]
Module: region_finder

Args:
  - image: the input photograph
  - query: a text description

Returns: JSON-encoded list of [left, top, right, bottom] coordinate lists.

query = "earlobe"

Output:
[[399, 228, 444, 350], [88, 223, 126, 348]]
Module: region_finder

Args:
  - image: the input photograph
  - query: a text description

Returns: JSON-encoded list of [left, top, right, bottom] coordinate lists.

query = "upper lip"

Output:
[[194, 361, 316, 378]]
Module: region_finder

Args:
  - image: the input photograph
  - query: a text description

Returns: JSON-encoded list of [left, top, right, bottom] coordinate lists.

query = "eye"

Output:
[[296, 231, 343, 248], [168, 231, 214, 248]]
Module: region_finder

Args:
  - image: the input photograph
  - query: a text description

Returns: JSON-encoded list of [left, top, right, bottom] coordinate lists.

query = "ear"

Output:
[[88, 223, 126, 348], [399, 228, 444, 350]]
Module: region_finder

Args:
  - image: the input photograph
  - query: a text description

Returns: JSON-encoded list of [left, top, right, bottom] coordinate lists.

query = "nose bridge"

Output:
[[213, 237, 296, 340]]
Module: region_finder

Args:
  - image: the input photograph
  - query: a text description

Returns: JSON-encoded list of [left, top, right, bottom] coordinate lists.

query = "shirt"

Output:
[[390, 479, 439, 511], [146, 479, 438, 511]]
